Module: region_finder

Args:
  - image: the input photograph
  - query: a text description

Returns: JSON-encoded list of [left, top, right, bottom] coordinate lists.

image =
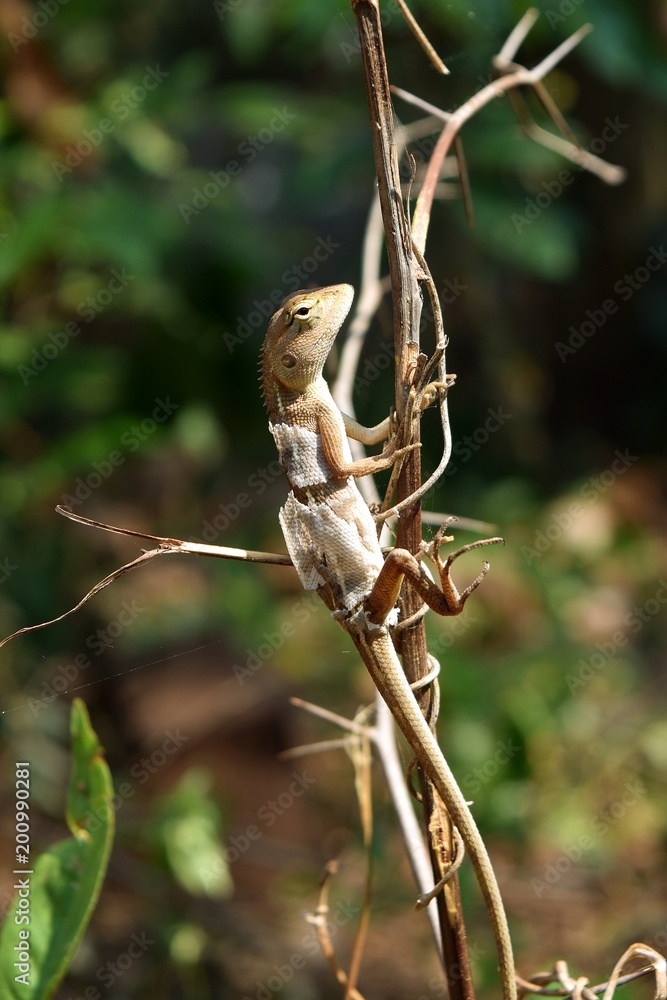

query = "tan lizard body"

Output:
[[261, 283, 516, 1000]]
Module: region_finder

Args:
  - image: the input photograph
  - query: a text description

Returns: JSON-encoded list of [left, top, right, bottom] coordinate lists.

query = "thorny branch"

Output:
[[331, 3, 640, 1000], [348, 2, 468, 992]]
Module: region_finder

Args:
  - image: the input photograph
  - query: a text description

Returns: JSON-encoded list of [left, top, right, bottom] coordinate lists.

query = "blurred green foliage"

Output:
[[0, 0, 666, 997], [0, 700, 114, 999], [151, 769, 232, 899]]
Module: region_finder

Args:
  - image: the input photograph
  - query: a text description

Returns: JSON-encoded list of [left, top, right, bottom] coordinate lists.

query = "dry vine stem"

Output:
[[1, 6, 659, 1000], [342, 3, 627, 999]]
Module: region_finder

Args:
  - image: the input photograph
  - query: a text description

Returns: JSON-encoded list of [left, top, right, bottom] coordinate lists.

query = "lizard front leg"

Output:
[[318, 408, 419, 479], [364, 522, 503, 625], [341, 376, 455, 447], [322, 378, 453, 480]]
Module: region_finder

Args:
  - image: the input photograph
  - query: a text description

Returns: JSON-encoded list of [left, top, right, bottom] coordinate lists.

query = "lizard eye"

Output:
[[286, 297, 317, 327], [281, 353, 296, 369]]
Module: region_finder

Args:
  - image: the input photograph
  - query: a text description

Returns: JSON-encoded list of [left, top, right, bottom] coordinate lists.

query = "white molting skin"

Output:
[[270, 422, 339, 488], [279, 484, 385, 611], [271, 418, 392, 615]]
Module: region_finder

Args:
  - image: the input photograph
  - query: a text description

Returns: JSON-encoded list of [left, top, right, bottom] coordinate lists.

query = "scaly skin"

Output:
[[262, 283, 516, 1000], [351, 626, 515, 1000]]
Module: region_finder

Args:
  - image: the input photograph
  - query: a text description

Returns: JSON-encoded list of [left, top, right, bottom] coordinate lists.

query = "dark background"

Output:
[[0, 0, 666, 997]]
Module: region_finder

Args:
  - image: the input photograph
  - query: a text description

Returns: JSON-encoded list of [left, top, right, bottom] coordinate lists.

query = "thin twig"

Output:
[[391, 85, 452, 121], [290, 690, 445, 952], [411, 22, 600, 254], [454, 135, 474, 227], [345, 730, 374, 998], [331, 114, 446, 505], [350, 4, 479, 991], [372, 694, 443, 951], [516, 117, 625, 184], [375, 245, 452, 523], [601, 944, 666, 1000], [422, 511, 499, 535], [56, 506, 292, 565], [516, 948, 666, 999], [415, 827, 465, 909], [307, 862, 366, 1000], [496, 7, 540, 64], [0, 508, 292, 650], [290, 696, 371, 738], [278, 737, 356, 760], [0, 548, 166, 649], [394, 0, 449, 74]]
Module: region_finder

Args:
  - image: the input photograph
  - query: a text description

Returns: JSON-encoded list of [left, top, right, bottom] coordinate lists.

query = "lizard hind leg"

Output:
[[427, 523, 504, 608], [364, 530, 503, 626]]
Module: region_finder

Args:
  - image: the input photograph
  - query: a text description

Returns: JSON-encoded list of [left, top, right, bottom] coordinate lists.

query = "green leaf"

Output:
[[154, 769, 232, 899], [0, 699, 115, 1000]]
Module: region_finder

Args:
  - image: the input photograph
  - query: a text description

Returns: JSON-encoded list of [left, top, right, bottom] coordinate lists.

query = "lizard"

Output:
[[261, 282, 516, 1000]]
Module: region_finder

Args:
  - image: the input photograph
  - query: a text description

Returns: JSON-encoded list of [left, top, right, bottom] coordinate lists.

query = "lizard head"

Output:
[[261, 284, 354, 395]]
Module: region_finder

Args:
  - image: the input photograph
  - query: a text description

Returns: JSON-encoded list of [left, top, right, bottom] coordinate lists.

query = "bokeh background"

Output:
[[0, 0, 666, 997]]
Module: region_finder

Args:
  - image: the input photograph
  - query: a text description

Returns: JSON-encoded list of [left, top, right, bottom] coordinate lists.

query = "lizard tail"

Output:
[[353, 627, 517, 1000]]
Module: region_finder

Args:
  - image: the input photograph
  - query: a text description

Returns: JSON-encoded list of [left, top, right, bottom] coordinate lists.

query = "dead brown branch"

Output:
[[0, 506, 291, 650], [516, 945, 667, 1000]]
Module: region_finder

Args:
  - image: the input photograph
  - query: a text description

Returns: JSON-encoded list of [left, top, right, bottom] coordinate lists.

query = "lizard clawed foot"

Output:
[[424, 523, 504, 614], [380, 438, 421, 463], [417, 375, 456, 412], [422, 517, 458, 570]]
